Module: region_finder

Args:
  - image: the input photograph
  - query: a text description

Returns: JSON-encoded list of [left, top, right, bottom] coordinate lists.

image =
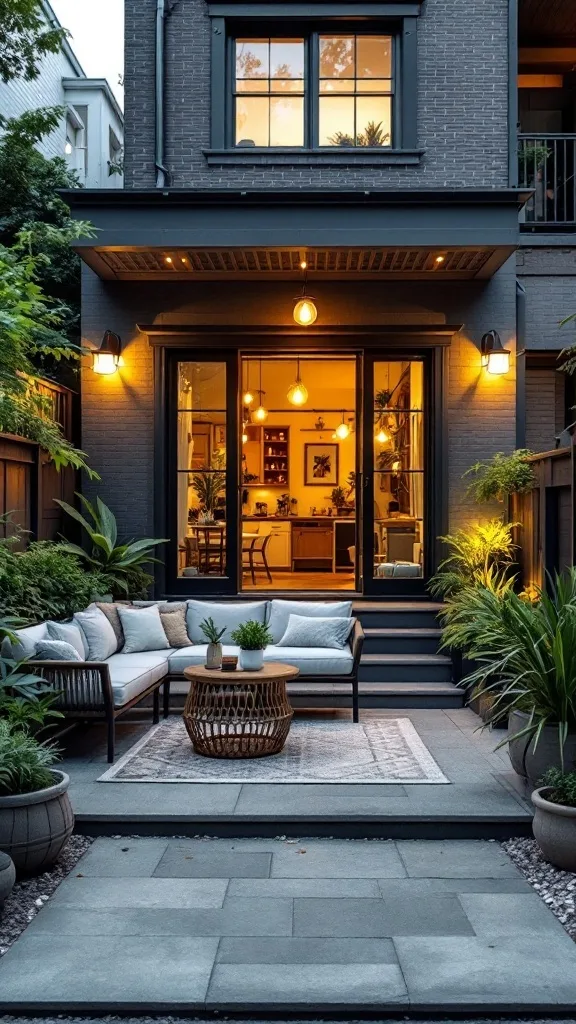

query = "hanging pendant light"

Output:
[[293, 260, 318, 326], [252, 360, 268, 423], [335, 411, 350, 440], [287, 356, 309, 406], [242, 361, 255, 406], [241, 422, 249, 444], [375, 426, 390, 444]]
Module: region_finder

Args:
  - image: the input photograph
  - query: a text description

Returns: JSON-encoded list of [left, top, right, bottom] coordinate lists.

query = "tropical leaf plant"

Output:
[[429, 518, 517, 600], [448, 569, 576, 767], [56, 493, 168, 594], [191, 450, 226, 514]]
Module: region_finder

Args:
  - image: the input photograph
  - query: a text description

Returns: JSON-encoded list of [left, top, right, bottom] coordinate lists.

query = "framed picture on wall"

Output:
[[304, 443, 339, 486], [212, 424, 226, 449]]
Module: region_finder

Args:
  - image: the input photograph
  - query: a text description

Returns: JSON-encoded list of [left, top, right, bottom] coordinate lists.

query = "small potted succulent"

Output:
[[532, 768, 576, 873], [199, 617, 226, 669], [230, 620, 273, 671]]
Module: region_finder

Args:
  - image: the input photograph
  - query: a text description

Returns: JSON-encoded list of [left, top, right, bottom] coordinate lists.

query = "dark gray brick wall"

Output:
[[525, 367, 565, 454], [124, 0, 510, 190], [81, 261, 516, 540], [517, 245, 576, 351]]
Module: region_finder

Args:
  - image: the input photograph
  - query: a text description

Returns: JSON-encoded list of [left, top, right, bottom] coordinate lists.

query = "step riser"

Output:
[[359, 662, 453, 683], [356, 611, 441, 629], [363, 635, 442, 655], [290, 693, 464, 710]]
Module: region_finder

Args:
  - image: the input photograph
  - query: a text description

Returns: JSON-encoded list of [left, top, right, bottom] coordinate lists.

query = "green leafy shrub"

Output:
[[464, 450, 536, 503], [230, 620, 273, 650], [56, 494, 167, 598], [540, 767, 576, 807], [0, 720, 59, 796], [0, 538, 115, 622], [430, 518, 517, 600]]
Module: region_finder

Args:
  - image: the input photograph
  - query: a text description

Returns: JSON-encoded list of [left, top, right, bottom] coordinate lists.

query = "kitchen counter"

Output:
[[242, 516, 354, 522]]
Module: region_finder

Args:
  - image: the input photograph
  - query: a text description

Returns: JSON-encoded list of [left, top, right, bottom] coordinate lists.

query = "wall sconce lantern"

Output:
[[481, 330, 511, 376], [92, 330, 122, 375]]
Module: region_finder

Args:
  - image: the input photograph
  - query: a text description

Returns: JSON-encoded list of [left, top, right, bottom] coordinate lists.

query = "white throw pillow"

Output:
[[117, 605, 170, 654], [47, 620, 87, 659], [35, 639, 82, 661], [267, 600, 353, 644], [277, 614, 354, 650], [74, 607, 118, 661], [186, 600, 268, 645]]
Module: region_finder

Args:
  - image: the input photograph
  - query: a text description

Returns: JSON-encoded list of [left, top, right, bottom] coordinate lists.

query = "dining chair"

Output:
[[195, 526, 226, 575], [242, 532, 273, 585]]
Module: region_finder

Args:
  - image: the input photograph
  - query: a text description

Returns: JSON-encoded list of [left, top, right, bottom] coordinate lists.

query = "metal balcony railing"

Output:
[[519, 134, 576, 229]]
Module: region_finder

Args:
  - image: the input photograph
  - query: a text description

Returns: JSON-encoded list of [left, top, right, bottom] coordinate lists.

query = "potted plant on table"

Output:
[[230, 620, 273, 672], [532, 768, 576, 873], [199, 617, 226, 670]]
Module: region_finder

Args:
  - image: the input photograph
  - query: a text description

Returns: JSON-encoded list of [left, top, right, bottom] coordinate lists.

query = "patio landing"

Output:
[[61, 709, 533, 839]]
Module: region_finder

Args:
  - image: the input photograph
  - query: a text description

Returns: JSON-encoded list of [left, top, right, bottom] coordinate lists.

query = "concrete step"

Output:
[[353, 601, 443, 629], [290, 680, 464, 710], [363, 627, 443, 655], [359, 653, 453, 683]]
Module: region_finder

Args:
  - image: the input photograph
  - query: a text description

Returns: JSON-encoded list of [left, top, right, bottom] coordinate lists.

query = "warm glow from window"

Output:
[[293, 298, 318, 326], [235, 38, 305, 147], [92, 352, 118, 375], [319, 35, 392, 147], [486, 351, 510, 375]]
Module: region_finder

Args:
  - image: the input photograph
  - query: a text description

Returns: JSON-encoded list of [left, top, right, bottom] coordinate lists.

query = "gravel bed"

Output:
[[0, 835, 93, 958], [502, 837, 576, 940]]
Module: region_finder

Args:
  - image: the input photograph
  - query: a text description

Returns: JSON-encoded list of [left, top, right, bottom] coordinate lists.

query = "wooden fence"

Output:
[[510, 436, 576, 590], [0, 380, 77, 546]]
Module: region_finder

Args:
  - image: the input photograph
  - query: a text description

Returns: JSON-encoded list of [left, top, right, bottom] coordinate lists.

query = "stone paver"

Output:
[[2, 837, 576, 1013]]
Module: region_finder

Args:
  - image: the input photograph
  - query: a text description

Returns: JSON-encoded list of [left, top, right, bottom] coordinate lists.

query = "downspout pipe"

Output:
[[516, 279, 527, 448], [155, 0, 171, 187]]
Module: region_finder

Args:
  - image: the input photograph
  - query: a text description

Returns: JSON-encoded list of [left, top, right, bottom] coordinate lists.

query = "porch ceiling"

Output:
[[63, 188, 530, 282], [520, 0, 576, 43]]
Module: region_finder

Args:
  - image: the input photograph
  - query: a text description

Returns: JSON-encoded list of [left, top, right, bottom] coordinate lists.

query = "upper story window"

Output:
[[233, 33, 394, 149]]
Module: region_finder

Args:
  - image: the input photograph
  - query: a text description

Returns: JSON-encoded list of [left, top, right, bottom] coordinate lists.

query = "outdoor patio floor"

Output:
[[59, 709, 533, 838], [2, 837, 576, 1014]]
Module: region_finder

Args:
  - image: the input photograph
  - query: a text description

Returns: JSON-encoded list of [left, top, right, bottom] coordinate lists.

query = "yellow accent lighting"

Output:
[[293, 297, 318, 327]]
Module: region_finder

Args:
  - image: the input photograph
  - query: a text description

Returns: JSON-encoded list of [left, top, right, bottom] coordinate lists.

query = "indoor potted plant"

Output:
[[230, 620, 273, 671], [199, 616, 226, 670], [532, 768, 576, 873], [443, 569, 576, 786]]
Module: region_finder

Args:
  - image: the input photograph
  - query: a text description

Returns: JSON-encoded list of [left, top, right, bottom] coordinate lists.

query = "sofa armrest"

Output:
[[28, 660, 114, 714], [351, 620, 365, 676]]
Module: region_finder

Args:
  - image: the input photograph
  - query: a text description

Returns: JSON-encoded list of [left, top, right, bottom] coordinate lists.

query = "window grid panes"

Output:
[[232, 34, 394, 149], [234, 38, 305, 147]]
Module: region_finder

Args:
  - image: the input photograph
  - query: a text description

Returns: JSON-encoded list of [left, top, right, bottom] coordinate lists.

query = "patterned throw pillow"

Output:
[[159, 607, 190, 648], [276, 614, 355, 650], [35, 640, 82, 661]]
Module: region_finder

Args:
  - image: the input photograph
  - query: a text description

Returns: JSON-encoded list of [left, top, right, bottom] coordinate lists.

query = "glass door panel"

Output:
[[364, 357, 426, 592]]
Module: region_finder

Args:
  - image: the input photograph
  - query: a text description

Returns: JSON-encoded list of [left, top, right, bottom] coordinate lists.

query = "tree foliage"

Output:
[[0, 0, 67, 83]]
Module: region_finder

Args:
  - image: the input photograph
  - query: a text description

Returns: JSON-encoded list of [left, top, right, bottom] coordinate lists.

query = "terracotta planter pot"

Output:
[[508, 710, 576, 787], [532, 787, 576, 873], [0, 771, 74, 875]]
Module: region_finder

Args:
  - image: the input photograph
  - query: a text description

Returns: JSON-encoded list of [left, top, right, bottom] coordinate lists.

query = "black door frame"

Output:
[[150, 327, 451, 599]]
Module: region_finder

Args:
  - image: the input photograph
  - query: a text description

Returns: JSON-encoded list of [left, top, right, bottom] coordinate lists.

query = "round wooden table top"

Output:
[[183, 662, 300, 684]]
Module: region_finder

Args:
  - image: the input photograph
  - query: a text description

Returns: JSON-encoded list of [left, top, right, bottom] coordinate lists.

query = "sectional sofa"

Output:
[[6, 599, 364, 762]]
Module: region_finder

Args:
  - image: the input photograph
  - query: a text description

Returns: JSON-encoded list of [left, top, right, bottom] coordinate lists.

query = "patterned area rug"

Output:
[[99, 717, 449, 784]]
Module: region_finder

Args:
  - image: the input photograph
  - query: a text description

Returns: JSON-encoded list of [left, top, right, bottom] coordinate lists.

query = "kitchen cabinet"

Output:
[[262, 521, 291, 568], [292, 521, 333, 571]]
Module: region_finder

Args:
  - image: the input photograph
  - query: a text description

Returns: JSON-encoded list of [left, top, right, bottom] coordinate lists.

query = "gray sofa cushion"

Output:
[[105, 652, 171, 707], [186, 600, 267, 644], [168, 643, 353, 677], [267, 600, 353, 644], [46, 620, 87, 659], [117, 605, 170, 654], [277, 614, 354, 649], [74, 608, 118, 661]]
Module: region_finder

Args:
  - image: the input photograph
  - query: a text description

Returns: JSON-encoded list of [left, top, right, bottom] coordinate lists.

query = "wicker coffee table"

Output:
[[182, 662, 299, 759]]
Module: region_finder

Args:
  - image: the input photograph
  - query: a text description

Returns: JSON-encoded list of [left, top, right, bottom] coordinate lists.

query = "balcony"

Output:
[[519, 134, 576, 230]]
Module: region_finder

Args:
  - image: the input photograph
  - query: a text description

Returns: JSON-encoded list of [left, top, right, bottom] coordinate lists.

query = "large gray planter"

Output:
[[508, 710, 576, 787], [0, 771, 74, 875], [0, 851, 16, 908], [532, 787, 576, 873]]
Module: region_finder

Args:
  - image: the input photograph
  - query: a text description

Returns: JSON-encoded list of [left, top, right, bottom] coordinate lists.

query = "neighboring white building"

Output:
[[0, 0, 123, 187]]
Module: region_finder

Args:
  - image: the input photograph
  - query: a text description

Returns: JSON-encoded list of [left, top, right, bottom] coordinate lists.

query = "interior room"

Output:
[[176, 354, 424, 592]]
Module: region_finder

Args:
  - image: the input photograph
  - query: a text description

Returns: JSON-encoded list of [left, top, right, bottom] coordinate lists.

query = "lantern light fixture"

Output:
[[335, 411, 350, 440], [92, 330, 122, 375], [481, 329, 511, 376], [287, 356, 309, 406]]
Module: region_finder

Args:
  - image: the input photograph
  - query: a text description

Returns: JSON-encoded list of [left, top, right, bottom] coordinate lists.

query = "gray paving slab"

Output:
[[27, 899, 293, 937], [397, 840, 523, 877], [217, 936, 398, 963], [459, 893, 570, 937], [394, 934, 576, 1007], [227, 877, 381, 897], [0, 935, 218, 1008], [270, 840, 407, 877], [293, 895, 474, 937], [205, 963, 409, 1007], [377, 876, 533, 895], [49, 876, 228, 909], [73, 838, 168, 876], [70, 781, 242, 815], [153, 844, 271, 878]]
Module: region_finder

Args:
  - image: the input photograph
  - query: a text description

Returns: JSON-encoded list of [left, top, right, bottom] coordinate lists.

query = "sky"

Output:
[[50, 0, 125, 106]]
